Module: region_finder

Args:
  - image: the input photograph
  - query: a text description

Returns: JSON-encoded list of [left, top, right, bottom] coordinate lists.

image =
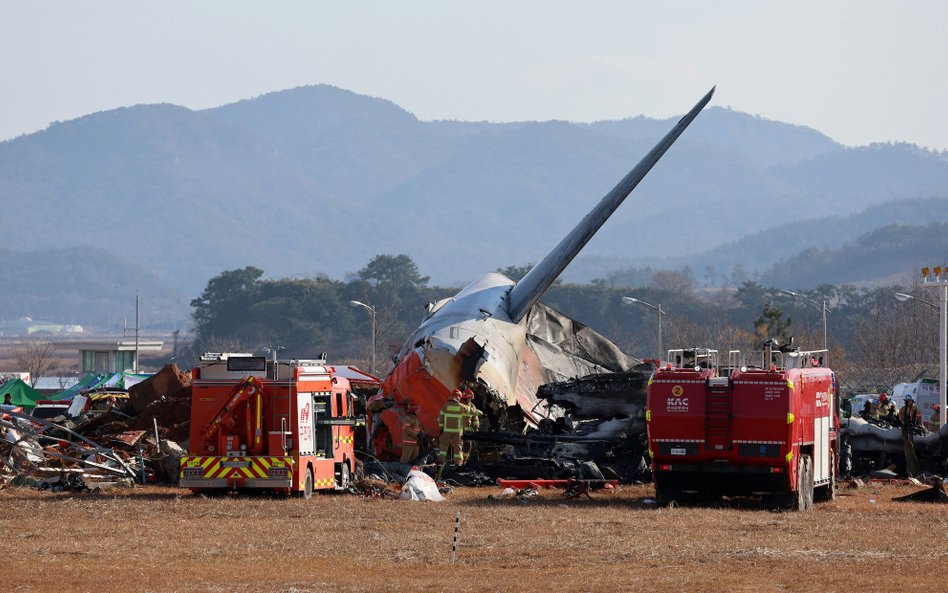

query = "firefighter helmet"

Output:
[[462, 388, 474, 400], [905, 393, 915, 402], [451, 389, 462, 399]]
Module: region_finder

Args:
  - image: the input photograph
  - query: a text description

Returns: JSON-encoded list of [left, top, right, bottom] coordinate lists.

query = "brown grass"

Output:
[[2, 482, 946, 593]]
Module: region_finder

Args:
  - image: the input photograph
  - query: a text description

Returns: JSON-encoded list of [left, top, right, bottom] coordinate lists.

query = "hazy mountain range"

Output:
[[2, 84, 946, 327]]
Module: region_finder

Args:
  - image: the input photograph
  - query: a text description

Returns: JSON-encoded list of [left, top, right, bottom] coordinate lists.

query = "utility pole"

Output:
[[779, 290, 828, 352], [920, 267, 948, 428], [124, 290, 142, 372], [134, 289, 140, 372], [172, 329, 180, 362], [350, 300, 377, 375], [622, 296, 665, 361]]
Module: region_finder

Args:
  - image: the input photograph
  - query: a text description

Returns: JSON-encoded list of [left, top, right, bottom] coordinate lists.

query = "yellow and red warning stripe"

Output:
[[179, 456, 294, 480]]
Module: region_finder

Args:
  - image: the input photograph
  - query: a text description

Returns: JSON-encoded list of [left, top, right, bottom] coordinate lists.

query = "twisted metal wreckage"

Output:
[[360, 83, 948, 488], [366, 88, 716, 482], [842, 416, 948, 477], [1, 409, 140, 489], [1, 365, 192, 491]]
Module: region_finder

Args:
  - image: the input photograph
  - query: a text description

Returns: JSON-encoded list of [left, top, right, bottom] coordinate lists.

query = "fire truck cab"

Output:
[[647, 343, 839, 510], [179, 353, 359, 497]]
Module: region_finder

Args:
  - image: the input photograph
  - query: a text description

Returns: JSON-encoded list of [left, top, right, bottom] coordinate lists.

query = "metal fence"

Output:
[[835, 363, 934, 396]]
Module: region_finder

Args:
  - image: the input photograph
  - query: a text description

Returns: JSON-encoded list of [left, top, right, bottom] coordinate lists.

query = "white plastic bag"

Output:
[[399, 468, 444, 501]]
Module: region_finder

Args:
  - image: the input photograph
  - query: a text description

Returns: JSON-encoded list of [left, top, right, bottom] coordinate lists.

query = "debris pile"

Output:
[[1, 409, 139, 490], [842, 416, 948, 478], [0, 364, 192, 491], [353, 368, 654, 498], [85, 366, 195, 446], [894, 478, 948, 503], [462, 367, 654, 484]]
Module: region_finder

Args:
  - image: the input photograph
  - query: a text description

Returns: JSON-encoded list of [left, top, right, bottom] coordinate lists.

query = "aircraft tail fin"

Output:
[[506, 86, 715, 323]]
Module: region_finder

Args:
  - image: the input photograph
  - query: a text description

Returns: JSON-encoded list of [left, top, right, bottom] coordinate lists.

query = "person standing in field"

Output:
[[899, 394, 923, 476]]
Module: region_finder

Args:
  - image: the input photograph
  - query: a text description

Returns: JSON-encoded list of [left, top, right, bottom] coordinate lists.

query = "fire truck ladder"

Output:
[[704, 378, 733, 451]]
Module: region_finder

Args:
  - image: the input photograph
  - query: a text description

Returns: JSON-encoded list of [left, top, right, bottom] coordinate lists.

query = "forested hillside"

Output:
[[2, 84, 947, 327], [601, 197, 948, 286], [0, 247, 183, 328]]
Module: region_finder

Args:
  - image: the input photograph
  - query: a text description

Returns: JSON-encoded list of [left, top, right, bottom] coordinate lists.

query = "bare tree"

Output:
[[848, 298, 936, 371], [663, 316, 758, 356], [651, 269, 695, 294], [200, 335, 256, 355], [13, 340, 61, 387]]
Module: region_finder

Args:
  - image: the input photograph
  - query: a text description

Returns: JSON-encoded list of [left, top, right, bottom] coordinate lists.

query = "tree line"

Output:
[[187, 255, 941, 393]]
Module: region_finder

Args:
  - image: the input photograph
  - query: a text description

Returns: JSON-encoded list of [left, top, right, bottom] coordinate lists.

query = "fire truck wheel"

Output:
[[303, 467, 314, 499], [655, 484, 681, 507], [793, 454, 814, 511], [337, 462, 351, 490]]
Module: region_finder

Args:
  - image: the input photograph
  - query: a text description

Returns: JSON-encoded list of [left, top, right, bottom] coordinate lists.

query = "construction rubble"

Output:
[[0, 364, 191, 491]]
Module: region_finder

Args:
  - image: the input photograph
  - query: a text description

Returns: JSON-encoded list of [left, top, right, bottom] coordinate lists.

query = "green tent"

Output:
[[49, 372, 151, 401], [0, 378, 45, 409], [50, 373, 102, 401]]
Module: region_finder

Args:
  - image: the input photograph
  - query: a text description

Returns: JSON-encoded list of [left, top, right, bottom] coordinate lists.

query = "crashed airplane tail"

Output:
[[506, 86, 716, 323], [372, 87, 715, 460]]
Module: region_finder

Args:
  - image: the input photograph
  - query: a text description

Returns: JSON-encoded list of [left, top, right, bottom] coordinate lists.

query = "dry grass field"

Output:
[[2, 482, 946, 593]]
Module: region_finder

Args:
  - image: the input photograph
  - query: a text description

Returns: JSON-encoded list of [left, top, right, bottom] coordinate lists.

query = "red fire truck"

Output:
[[647, 343, 839, 510], [179, 353, 360, 497]]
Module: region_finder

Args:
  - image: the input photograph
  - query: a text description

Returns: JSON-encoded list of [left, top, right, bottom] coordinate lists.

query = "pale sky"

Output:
[[3, 1, 947, 149]]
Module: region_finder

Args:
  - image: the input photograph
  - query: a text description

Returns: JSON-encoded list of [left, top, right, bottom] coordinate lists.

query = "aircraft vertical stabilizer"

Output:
[[506, 86, 715, 324]]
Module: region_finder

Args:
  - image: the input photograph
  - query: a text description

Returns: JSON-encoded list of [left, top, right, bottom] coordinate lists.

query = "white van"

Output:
[[891, 379, 941, 429]]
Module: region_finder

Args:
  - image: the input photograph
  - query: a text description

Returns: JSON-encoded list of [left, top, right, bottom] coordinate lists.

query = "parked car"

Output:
[[29, 401, 71, 420]]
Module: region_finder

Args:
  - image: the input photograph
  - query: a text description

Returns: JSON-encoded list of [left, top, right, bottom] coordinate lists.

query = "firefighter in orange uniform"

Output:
[[437, 389, 467, 464], [400, 403, 423, 464]]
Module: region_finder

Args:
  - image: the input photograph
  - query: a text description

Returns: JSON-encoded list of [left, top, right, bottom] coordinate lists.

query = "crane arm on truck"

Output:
[[200, 376, 268, 451]]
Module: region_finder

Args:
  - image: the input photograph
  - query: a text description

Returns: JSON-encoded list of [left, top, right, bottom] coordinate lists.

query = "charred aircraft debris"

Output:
[[464, 366, 656, 484], [841, 416, 948, 478], [369, 88, 717, 463]]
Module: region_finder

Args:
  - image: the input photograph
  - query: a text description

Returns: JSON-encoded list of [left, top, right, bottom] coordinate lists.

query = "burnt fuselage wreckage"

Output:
[[367, 88, 716, 479], [463, 366, 655, 483]]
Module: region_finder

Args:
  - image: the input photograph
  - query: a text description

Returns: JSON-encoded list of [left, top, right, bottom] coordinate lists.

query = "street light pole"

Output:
[[779, 290, 828, 352], [895, 292, 939, 311], [350, 300, 377, 375], [622, 296, 665, 361], [919, 267, 948, 428], [263, 345, 286, 378]]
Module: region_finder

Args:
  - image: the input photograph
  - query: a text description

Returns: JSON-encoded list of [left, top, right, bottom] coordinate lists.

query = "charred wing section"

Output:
[[536, 368, 650, 419]]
